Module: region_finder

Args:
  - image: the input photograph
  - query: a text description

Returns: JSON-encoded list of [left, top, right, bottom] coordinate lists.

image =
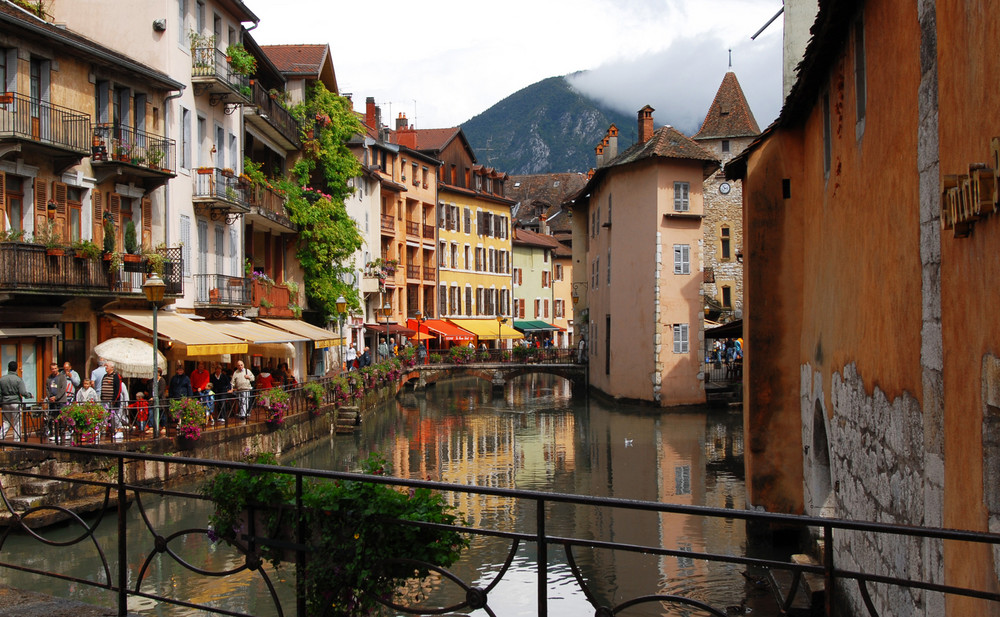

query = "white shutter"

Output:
[[180, 215, 191, 277]]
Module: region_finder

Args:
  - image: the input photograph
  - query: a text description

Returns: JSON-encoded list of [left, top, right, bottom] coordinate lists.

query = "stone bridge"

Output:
[[398, 361, 588, 392]]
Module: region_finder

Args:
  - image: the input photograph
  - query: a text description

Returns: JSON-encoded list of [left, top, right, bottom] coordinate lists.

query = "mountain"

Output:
[[461, 75, 637, 175]]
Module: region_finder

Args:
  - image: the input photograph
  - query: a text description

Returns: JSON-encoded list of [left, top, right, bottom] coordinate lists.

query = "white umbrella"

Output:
[[93, 337, 168, 378]]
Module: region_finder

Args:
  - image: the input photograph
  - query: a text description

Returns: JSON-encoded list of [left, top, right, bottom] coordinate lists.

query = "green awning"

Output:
[[513, 320, 563, 332]]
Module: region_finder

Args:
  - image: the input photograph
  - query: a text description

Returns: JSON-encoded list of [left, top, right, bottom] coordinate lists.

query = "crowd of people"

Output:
[[0, 357, 299, 442]]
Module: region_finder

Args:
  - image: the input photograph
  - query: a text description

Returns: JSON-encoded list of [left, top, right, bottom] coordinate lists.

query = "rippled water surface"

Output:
[[3, 375, 772, 616]]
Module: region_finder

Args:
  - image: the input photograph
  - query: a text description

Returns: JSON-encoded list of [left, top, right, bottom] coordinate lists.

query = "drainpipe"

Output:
[[162, 87, 186, 247]]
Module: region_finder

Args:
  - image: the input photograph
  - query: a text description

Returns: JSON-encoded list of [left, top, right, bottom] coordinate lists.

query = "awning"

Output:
[[365, 323, 417, 337], [258, 318, 341, 348], [0, 327, 61, 338], [513, 320, 565, 332], [206, 320, 311, 344], [705, 319, 743, 340], [410, 319, 475, 343], [448, 319, 525, 341], [106, 310, 248, 356]]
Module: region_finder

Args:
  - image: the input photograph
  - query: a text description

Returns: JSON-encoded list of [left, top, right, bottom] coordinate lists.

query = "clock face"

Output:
[[719, 182, 731, 195]]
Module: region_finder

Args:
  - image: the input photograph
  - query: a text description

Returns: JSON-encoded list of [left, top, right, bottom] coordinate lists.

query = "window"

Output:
[[178, 0, 188, 45], [542, 271, 550, 288], [67, 186, 83, 242], [722, 285, 733, 309], [554, 264, 563, 281], [197, 115, 207, 167], [673, 182, 690, 211], [673, 324, 689, 354], [214, 225, 224, 274], [180, 215, 191, 277], [555, 299, 564, 318], [196, 0, 205, 33], [213, 13, 221, 46], [854, 15, 866, 125], [4, 174, 24, 232], [438, 241, 446, 267], [439, 284, 447, 315], [230, 227, 239, 276], [197, 220, 208, 276], [518, 298, 525, 319], [674, 244, 690, 275], [513, 267, 522, 286], [465, 287, 473, 316], [720, 226, 731, 260], [542, 250, 548, 263], [607, 193, 612, 224], [463, 207, 470, 233], [451, 242, 458, 269], [180, 107, 191, 169], [534, 299, 540, 319], [721, 140, 730, 154], [543, 299, 549, 319]]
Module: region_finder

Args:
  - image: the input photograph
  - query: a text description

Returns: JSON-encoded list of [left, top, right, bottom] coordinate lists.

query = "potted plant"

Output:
[[203, 452, 467, 616], [147, 147, 165, 170], [122, 220, 141, 261], [143, 248, 166, 277], [259, 387, 290, 428], [34, 219, 63, 255], [170, 396, 208, 446], [303, 381, 324, 416], [71, 239, 102, 261], [58, 401, 108, 445], [225, 43, 257, 76], [197, 166, 214, 175], [102, 215, 116, 255], [0, 92, 13, 105]]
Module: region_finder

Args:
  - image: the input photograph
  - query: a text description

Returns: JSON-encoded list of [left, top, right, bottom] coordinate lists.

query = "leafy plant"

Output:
[[32, 219, 61, 249], [225, 43, 257, 76], [108, 250, 123, 273], [72, 239, 102, 261], [143, 248, 166, 277], [0, 228, 26, 243], [449, 345, 476, 364], [258, 387, 290, 427], [429, 353, 442, 364], [123, 220, 139, 255], [203, 452, 467, 617], [102, 216, 116, 254], [147, 147, 165, 167], [170, 396, 208, 440], [58, 402, 108, 443], [303, 380, 325, 412]]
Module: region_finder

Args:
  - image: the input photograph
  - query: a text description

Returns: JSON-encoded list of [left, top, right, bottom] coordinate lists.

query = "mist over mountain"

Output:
[[461, 76, 637, 175]]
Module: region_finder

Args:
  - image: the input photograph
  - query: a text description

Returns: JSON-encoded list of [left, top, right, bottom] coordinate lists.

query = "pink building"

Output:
[[569, 108, 718, 406]]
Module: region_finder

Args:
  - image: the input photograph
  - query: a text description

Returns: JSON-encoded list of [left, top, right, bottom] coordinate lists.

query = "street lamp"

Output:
[[382, 301, 392, 359], [496, 314, 505, 353], [415, 310, 426, 364], [142, 273, 166, 435], [336, 295, 347, 372]]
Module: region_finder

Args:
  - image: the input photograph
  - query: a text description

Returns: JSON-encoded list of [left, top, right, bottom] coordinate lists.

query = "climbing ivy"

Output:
[[283, 83, 364, 318]]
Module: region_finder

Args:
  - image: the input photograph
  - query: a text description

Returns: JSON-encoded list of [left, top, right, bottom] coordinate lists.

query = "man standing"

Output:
[[360, 346, 372, 368], [0, 361, 31, 440], [90, 357, 107, 393], [169, 364, 193, 399], [190, 362, 210, 395], [45, 362, 69, 439], [63, 361, 81, 390], [209, 364, 230, 423], [345, 343, 358, 371], [229, 360, 254, 419], [100, 361, 123, 434], [377, 338, 389, 361]]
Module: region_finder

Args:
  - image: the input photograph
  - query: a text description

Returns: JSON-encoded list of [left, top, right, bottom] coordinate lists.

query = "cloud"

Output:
[[566, 30, 783, 137]]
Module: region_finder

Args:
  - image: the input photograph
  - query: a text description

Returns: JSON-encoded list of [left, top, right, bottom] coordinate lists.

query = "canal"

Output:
[[2, 375, 776, 616]]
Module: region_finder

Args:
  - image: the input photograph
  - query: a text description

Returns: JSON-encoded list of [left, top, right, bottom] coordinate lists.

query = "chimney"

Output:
[[638, 105, 655, 144], [606, 124, 618, 159], [396, 124, 417, 150], [595, 142, 605, 167], [365, 97, 377, 131], [539, 213, 548, 235], [395, 112, 408, 131]]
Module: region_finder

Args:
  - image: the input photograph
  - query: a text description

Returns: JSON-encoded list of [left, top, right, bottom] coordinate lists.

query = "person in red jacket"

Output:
[[190, 361, 210, 395]]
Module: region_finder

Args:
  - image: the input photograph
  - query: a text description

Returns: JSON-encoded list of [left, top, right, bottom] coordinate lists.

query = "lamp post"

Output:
[[382, 301, 391, 360], [415, 310, 426, 364], [142, 273, 166, 435], [336, 295, 347, 372], [496, 314, 505, 353]]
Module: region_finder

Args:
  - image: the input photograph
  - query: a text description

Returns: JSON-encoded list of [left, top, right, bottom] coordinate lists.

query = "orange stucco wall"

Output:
[[936, 0, 1000, 611]]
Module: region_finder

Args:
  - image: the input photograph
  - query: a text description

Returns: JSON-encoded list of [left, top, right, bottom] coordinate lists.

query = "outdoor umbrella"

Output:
[[93, 337, 168, 378]]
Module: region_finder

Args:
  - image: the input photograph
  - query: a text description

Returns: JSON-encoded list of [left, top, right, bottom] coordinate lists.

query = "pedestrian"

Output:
[[229, 360, 255, 419], [577, 336, 587, 363], [257, 364, 274, 390], [76, 378, 99, 402], [130, 392, 149, 434], [377, 338, 389, 361], [152, 366, 167, 431], [390, 337, 398, 356], [190, 361, 210, 395], [169, 364, 193, 399], [45, 362, 69, 439], [209, 364, 230, 423], [90, 357, 106, 393], [360, 346, 372, 368], [417, 341, 427, 364], [62, 361, 81, 389], [0, 360, 31, 441], [100, 361, 124, 435], [346, 343, 358, 371]]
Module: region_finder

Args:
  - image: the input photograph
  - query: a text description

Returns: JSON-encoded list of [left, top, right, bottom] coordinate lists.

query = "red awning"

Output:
[[365, 323, 416, 337], [412, 319, 476, 342]]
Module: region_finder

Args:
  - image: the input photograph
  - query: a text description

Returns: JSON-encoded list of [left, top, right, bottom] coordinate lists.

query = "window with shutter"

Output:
[[141, 197, 152, 249], [91, 191, 102, 241], [34, 179, 47, 230], [180, 215, 191, 277]]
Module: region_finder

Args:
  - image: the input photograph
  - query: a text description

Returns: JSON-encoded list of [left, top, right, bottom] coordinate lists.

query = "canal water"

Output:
[[2, 375, 773, 616]]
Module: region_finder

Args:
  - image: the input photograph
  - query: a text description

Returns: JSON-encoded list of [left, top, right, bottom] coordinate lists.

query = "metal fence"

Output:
[[0, 91, 91, 154], [0, 441, 998, 616]]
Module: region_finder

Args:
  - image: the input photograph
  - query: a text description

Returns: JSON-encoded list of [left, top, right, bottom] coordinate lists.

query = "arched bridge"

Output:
[[399, 360, 588, 392]]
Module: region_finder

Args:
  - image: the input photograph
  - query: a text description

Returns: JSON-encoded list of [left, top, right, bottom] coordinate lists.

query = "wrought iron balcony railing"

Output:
[[190, 47, 251, 102], [92, 123, 176, 175], [193, 168, 250, 219], [247, 80, 300, 148], [0, 242, 182, 297], [422, 224, 435, 240], [193, 273, 250, 306], [405, 220, 420, 236], [422, 265, 436, 281], [380, 213, 395, 233], [245, 183, 294, 229], [0, 91, 90, 155]]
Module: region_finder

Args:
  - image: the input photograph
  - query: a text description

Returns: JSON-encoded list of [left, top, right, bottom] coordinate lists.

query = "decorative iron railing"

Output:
[[193, 168, 249, 208], [422, 265, 435, 281], [0, 439, 998, 616], [405, 220, 420, 236], [92, 123, 175, 174], [381, 213, 395, 232], [0, 243, 182, 296], [193, 273, 250, 306], [249, 81, 300, 146], [422, 224, 435, 240], [245, 183, 292, 224], [190, 46, 250, 97], [0, 91, 90, 155]]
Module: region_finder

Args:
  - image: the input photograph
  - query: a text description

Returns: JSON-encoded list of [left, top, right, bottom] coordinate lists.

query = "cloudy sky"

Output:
[[250, 0, 785, 136]]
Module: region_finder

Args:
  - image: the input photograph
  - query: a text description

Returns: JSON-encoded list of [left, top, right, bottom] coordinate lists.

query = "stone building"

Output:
[[694, 70, 760, 319]]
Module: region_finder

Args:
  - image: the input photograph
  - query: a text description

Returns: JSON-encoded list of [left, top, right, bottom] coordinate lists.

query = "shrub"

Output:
[[170, 397, 207, 440]]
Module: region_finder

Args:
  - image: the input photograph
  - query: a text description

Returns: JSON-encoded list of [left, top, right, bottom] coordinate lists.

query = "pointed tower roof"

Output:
[[694, 71, 760, 141]]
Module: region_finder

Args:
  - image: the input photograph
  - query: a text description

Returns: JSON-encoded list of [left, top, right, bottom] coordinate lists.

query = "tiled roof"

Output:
[[260, 44, 328, 75], [413, 127, 462, 153], [609, 125, 719, 168], [513, 227, 564, 249], [694, 71, 761, 140], [508, 173, 588, 230]]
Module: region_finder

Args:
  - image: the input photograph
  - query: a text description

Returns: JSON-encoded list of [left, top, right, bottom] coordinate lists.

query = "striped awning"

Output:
[[259, 318, 340, 348], [407, 319, 475, 342], [106, 310, 248, 356], [447, 319, 524, 341]]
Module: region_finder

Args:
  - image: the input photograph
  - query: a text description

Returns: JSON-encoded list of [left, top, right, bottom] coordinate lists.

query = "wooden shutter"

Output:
[[53, 181, 68, 242], [34, 179, 47, 229], [108, 193, 121, 224], [141, 196, 152, 249], [0, 171, 5, 211], [92, 191, 102, 242]]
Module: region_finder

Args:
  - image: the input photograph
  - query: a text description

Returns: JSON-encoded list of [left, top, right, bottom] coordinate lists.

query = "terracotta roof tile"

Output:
[[513, 227, 564, 249], [694, 71, 761, 140], [260, 44, 328, 75], [609, 125, 719, 168], [413, 127, 462, 153]]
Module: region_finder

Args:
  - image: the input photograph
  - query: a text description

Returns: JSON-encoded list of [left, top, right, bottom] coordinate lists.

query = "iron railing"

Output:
[[92, 123, 175, 173], [193, 168, 249, 209], [194, 273, 251, 306], [245, 183, 292, 225], [380, 213, 395, 233], [405, 220, 420, 236], [0, 91, 90, 155], [0, 243, 182, 296], [248, 80, 300, 146], [406, 264, 420, 279], [0, 439, 998, 616], [422, 265, 435, 281], [191, 47, 250, 97], [422, 224, 435, 240]]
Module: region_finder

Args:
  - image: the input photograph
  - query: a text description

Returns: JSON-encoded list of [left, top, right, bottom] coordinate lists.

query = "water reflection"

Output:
[[2, 374, 759, 616]]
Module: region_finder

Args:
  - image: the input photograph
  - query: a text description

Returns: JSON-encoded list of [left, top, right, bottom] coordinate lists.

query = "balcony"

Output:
[[422, 265, 436, 282], [405, 220, 421, 237], [193, 274, 250, 308], [190, 47, 251, 105], [406, 264, 420, 280], [0, 92, 90, 163], [91, 123, 176, 188], [193, 168, 250, 223], [422, 224, 435, 240], [380, 213, 395, 234], [251, 278, 294, 318], [0, 243, 182, 297], [245, 81, 301, 150], [245, 182, 295, 232]]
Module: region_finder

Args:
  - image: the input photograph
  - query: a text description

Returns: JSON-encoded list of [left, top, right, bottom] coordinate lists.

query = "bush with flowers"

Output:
[[448, 345, 476, 365], [203, 452, 467, 617], [170, 397, 208, 440], [259, 387, 290, 427], [58, 401, 108, 443], [303, 380, 325, 415]]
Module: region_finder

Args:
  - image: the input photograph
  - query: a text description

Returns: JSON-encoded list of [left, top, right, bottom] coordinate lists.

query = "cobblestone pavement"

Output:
[[0, 585, 139, 617]]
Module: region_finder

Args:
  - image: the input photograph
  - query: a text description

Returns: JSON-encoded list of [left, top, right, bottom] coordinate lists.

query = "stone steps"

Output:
[[334, 406, 360, 434], [766, 554, 825, 616]]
